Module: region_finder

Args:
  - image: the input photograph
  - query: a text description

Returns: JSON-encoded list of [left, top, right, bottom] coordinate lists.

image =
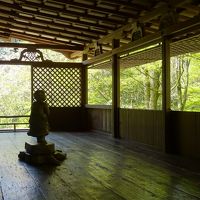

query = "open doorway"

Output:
[[0, 65, 31, 131]]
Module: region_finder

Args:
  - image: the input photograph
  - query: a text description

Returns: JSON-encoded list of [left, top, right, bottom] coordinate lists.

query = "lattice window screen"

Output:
[[120, 45, 162, 68], [120, 34, 200, 69], [88, 59, 112, 69], [32, 64, 82, 107]]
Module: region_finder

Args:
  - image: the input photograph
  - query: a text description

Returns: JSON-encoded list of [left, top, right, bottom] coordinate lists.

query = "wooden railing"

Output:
[[0, 115, 29, 132]]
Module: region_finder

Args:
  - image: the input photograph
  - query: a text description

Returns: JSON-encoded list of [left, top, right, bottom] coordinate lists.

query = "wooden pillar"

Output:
[[112, 39, 120, 138], [162, 36, 171, 153], [31, 65, 33, 103], [81, 54, 88, 130], [82, 54, 88, 106]]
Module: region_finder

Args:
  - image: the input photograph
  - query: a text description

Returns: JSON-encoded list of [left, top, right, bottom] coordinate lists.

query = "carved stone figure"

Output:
[[19, 90, 66, 165], [27, 90, 49, 144]]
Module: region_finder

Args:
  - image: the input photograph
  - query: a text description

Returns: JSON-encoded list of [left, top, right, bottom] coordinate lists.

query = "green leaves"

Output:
[[88, 52, 200, 112]]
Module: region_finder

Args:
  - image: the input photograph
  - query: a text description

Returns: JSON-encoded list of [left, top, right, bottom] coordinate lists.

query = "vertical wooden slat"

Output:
[[196, 113, 200, 155], [108, 109, 111, 132], [120, 109, 164, 150], [121, 109, 128, 139], [112, 39, 120, 138]]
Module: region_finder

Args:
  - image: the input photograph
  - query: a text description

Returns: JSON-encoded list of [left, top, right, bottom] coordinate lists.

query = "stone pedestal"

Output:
[[18, 142, 66, 165]]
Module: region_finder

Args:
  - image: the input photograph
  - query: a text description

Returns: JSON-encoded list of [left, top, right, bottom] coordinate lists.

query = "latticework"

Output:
[[32, 64, 82, 107]]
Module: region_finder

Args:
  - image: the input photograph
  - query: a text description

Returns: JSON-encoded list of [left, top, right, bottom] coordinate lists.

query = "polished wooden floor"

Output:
[[0, 131, 200, 200]]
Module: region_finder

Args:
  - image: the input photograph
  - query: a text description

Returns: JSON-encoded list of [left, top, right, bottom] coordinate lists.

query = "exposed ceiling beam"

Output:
[[0, 22, 93, 44], [83, 32, 161, 65], [83, 12, 200, 65], [69, 51, 83, 59], [0, 60, 83, 65], [0, 8, 107, 36], [0, 42, 83, 51], [0, 17, 100, 42], [0, 25, 90, 44], [19, 0, 127, 25], [0, 1, 116, 31], [6, 32, 84, 49], [47, 0, 139, 18], [87, 0, 194, 45], [97, 0, 152, 10], [164, 14, 200, 38]]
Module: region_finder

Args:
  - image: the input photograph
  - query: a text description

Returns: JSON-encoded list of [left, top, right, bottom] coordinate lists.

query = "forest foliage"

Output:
[[0, 46, 75, 128], [88, 52, 200, 112], [0, 43, 199, 129]]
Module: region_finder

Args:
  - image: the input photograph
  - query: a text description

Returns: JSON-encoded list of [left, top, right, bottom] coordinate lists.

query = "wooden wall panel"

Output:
[[86, 108, 200, 158], [196, 113, 200, 156], [171, 111, 200, 159], [86, 107, 164, 150], [120, 109, 164, 151], [87, 108, 112, 133], [49, 107, 84, 131]]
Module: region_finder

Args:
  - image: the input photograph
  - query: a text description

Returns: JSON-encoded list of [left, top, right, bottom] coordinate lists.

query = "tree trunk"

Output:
[[175, 56, 191, 111], [150, 68, 161, 110], [144, 69, 151, 109], [181, 58, 190, 110]]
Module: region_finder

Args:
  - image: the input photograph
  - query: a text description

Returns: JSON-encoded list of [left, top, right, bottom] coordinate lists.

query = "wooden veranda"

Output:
[[0, 0, 200, 199], [0, 131, 200, 200]]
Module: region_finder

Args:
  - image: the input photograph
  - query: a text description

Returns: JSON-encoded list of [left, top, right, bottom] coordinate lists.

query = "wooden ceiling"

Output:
[[0, 0, 199, 59]]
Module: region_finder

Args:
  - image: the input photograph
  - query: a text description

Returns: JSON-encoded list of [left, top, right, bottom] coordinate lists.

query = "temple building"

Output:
[[0, 0, 199, 199]]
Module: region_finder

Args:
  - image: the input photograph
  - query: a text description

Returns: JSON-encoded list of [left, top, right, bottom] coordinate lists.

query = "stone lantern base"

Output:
[[18, 142, 66, 165]]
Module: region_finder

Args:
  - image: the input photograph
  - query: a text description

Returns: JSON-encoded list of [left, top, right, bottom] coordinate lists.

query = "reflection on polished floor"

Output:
[[0, 131, 200, 200]]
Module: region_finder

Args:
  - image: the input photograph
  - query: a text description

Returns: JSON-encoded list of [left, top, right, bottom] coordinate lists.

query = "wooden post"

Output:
[[112, 39, 120, 138], [82, 54, 88, 130], [14, 124, 16, 132], [31, 65, 33, 103], [82, 54, 88, 106], [162, 36, 171, 153]]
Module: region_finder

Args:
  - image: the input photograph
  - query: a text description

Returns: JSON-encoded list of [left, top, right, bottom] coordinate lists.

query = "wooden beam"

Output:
[[0, 60, 82, 66], [112, 39, 120, 138], [9, 32, 84, 49], [19, 0, 127, 25], [0, 25, 90, 44], [83, 32, 161, 65], [0, 2, 117, 31], [164, 14, 200, 38], [83, 13, 200, 65], [70, 51, 83, 59], [48, 0, 139, 18], [0, 16, 100, 41], [87, 0, 194, 45], [98, 0, 151, 9], [0, 43, 83, 51], [9, 32, 79, 47], [0, 8, 107, 36]]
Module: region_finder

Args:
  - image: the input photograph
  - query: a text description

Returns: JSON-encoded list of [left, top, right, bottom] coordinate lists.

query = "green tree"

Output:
[[88, 52, 200, 112], [120, 61, 162, 110], [88, 68, 112, 105], [171, 53, 200, 111]]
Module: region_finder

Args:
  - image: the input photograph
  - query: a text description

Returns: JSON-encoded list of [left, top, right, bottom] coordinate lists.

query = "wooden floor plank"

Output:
[[48, 132, 200, 200], [13, 134, 126, 200], [0, 134, 46, 200], [0, 132, 199, 200], [8, 133, 84, 200], [49, 135, 160, 200]]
